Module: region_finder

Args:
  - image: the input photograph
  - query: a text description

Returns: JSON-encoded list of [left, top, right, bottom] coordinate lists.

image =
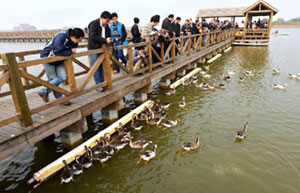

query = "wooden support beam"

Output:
[[64, 60, 76, 93], [146, 37, 152, 73], [71, 58, 90, 71], [78, 54, 104, 92], [0, 71, 9, 90], [18, 56, 30, 86], [1, 53, 33, 127], [127, 48, 133, 72], [171, 36, 176, 62], [103, 45, 113, 90], [110, 54, 130, 74], [151, 46, 162, 62]]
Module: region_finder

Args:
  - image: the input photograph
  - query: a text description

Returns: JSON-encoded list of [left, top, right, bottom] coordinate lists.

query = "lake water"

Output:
[[1, 28, 300, 193]]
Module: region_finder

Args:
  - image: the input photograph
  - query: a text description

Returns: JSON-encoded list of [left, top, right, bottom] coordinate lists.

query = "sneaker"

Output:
[[61, 101, 72, 106], [38, 92, 49, 103]]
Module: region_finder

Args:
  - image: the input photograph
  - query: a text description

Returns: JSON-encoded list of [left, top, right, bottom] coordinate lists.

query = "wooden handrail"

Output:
[[0, 29, 237, 128]]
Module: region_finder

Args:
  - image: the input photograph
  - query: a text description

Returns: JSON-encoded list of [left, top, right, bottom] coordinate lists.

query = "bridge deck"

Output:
[[0, 35, 234, 160]]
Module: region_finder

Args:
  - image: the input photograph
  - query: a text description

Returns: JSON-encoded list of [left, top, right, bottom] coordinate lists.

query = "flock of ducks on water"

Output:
[[61, 65, 297, 184]]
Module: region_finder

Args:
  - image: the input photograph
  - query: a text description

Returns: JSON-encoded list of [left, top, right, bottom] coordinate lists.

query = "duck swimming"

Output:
[[128, 134, 152, 151], [71, 155, 83, 176], [137, 145, 157, 164], [179, 97, 186, 108], [181, 135, 200, 151], [61, 160, 73, 184], [81, 146, 93, 169], [162, 118, 180, 128], [272, 69, 280, 75], [166, 89, 176, 95], [235, 122, 248, 140], [272, 83, 287, 90]]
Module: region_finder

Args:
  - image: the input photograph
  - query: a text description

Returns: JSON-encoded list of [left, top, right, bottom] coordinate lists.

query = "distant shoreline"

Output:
[[273, 24, 300, 28]]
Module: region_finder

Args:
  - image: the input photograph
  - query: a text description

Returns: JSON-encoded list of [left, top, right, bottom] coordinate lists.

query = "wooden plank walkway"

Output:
[[0, 34, 235, 160]]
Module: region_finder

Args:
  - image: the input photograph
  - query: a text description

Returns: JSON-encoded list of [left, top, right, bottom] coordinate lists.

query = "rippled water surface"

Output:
[[1, 28, 300, 193]]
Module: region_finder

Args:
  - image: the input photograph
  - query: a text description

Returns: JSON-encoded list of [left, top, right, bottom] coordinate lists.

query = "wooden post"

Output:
[[187, 32, 191, 56], [171, 35, 176, 63], [268, 12, 273, 38], [64, 59, 77, 93], [127, 47, 133, 72], [146, 37, 152, 73], [18, 56, 30, 86], [180, 36, 184, 55], [198, 34, 202, 51], [244, 13, 249, 38], [2, 53, 33, 127], [160, 41, 165, 62], [102, 45, 113, 90]]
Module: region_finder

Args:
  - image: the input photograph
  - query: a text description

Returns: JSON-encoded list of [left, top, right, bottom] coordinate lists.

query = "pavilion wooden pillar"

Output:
[[268, 12, 273, 38]]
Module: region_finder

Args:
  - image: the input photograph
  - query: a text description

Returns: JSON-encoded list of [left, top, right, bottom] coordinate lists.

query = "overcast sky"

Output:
[[1, 0, 298, 31]]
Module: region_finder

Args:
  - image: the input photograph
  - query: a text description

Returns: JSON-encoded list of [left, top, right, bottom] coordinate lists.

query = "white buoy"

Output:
[[170, 68, 201, 89], [224, 47, 232, 53], [207, 54, 222, 64]]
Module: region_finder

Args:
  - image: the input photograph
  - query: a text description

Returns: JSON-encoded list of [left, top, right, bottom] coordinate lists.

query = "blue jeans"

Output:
[[41, 62, 67, 99], [113, 41, 127, 72], [90, 54, 104, 84]]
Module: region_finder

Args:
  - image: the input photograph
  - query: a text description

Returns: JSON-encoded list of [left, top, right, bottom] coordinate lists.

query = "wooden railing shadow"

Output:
[[0, 29, 236, 128]]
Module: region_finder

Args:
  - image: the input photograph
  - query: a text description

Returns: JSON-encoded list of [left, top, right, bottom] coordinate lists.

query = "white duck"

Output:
[[272, 84, 287, 90], [137, 145, 157, 164]]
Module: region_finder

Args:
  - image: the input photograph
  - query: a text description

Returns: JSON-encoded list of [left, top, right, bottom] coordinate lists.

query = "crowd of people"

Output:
[[38, 11, 238, 104], [246, 19, 268, 30]]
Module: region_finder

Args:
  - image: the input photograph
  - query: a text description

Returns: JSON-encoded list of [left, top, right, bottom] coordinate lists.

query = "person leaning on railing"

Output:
[[87, 11, 112, 92], [38, 28, 84, 105]]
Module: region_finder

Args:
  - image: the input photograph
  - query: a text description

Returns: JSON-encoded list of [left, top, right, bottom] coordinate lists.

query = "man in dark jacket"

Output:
[[110, 12, 127, 74], [162, 14, 175, 37], [88, 11, 112, 87], [174, 17, 181, 55], [38, 28, 84, 103], [131, 17, 142, 44]]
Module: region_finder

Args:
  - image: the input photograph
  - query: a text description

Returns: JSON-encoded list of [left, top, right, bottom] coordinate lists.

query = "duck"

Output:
[[105, 133, 128, 151], [179, 97, 186, 108], [217, 83, 226, 89], [160, 102, 171, 110], [223, 75, 231, 82], [101, 137, 115, 155], [128, 134, 152, 151], [145, 115, 162, 126], [181, 135, 200, 151], [195, 82, 208, 88], [131, 115, 143, 131], [239, 77, 244, 82], [81, 146, 93, 169], [288, 73, 298, 79], [162, 118, 180, 128], [92, 139, 103, 155], [272, 69, 280, 75], [200, 71, 206, 75], [272, 83, 287, 90], [192, 75, 198, 80], [61, 160, 73, 184], [203, 74, 212, 79], [227, 70, 235, 75], [71, 155, 83, 176], [91, 149, 111, 166], [244, 70, 254, 77], [182, 79, 192, 86], [192, 78, 198, 84], [235, 122, 248, 140], [137, 145, 157, 164], [204, 65, 210, 71], [200, 83, 216, 91]]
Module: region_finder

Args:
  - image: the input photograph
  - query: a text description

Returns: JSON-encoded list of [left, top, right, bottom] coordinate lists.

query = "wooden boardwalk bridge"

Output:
[[0, 30, 65, 42], [0, 29, 236, 161]]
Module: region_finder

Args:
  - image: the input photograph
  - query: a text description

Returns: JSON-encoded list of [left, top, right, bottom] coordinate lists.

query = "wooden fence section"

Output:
[[0, 30, 63, 42], [0, 29, 236, 160]]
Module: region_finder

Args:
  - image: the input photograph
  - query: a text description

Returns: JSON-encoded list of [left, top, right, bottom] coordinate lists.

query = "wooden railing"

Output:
[[0, 29, 236, 128], [235, 28, 269, 39]]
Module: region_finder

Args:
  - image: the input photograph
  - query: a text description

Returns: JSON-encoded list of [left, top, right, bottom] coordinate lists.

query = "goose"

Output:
[[145, 115, 162, 126], [160, 103, 171, 110], [166, 89, 176, 96], [105, 133, 128, 151], [131, 116, 143, 131], [204, 66, 210, 71], [288, 73, 298, 79], [61, 160, 73, 184], [217, 83, 226, 89], [182, 79, 192, 86], [201, 83, 216, 91], [239, 77, 244, 82], [71, 155, 83, 176], [227, 70, 235, 75], [179, 97, 186, 108], [272, 69, 280, 75], [235, 122, 248, 140], [192, 78, 199, 84], [162, 118, 180, 128], [128, 134, 152, 151], [91, 149, 111, 166], [81, 146, 93, 169], [200, 71, 206, 75], [195, 82, 209, 88], [272, 83, 287, 90], [181, 135, 200, 151], [137, 145, 157, 164], [203, 74, 212, 79], [244, 71, 254, 77], [101, 137, 115, 155], [192, 75, 198, 80], [92, 139, 103, 155], [223, 75, 231, 82]]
